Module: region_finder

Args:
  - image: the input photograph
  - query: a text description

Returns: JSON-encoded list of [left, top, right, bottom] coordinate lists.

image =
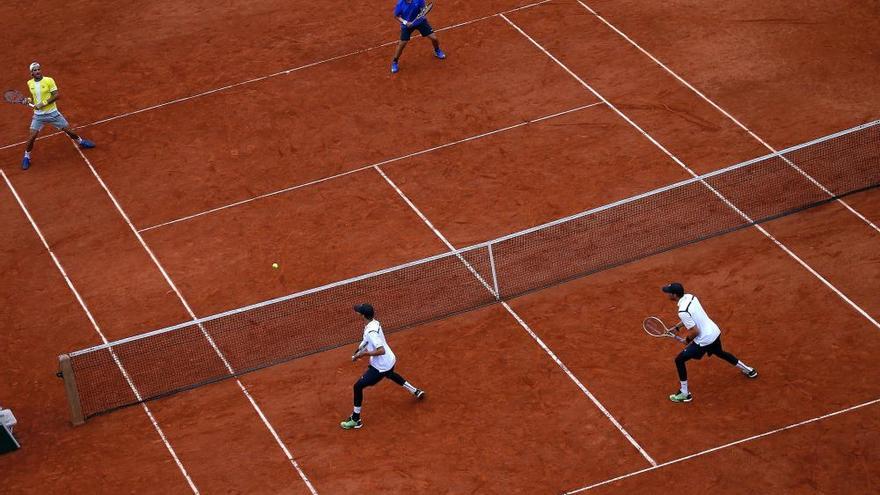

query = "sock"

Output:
[[736, 361, 753, 373], [75, 136, 83, 143], [352, 407, 361, 421], [403, 382, 417, 394], [24, 151, 30, 158], [679, 381, 689, 395]]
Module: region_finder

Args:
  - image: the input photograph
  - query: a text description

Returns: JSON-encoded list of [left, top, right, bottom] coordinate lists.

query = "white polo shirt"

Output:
[[361, 320, 396, 372], [678, 294, 721, 346]]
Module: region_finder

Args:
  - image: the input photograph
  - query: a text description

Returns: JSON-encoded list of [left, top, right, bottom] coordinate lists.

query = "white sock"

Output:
[[24, 151, 30, 158], [679, 381, 689, 395], [403, 382, 417, 393], [76, 136, 83, 143], [736, 361, 753, 372], [353, 406, 361, 414]]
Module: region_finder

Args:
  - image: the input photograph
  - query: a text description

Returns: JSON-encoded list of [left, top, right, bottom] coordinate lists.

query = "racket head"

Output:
[[642, 316, 669, 337], [4, 89, 26, 104]]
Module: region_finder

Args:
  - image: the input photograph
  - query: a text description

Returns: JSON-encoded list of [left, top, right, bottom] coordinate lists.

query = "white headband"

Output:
[[29, 62, 41, 71]]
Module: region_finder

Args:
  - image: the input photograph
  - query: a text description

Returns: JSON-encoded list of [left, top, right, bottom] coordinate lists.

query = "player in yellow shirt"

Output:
[[21, 62, 95, 170]]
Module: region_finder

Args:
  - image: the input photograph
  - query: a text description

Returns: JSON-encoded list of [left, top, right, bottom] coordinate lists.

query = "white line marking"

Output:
[[501, 14, 880, 331], [573, 0, 880, 235], [374, 165, 658, 466], [0, 168, 199, 494], [68, 142, 318, 494], [137, 102, 602, 232], [566, 398, 880, 493], [0, 0, 552, 153], [76, 119, 874, 356], [373, 165, 498, 298]]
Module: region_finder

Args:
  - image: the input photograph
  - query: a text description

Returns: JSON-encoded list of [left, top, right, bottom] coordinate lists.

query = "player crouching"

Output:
[[662, 283, 758, 403]]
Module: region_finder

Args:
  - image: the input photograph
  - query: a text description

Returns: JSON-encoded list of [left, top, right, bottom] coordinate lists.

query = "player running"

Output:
[[341, 303, 425, 430], [21, 62, 95, 170], [662, 283, 758, 403], [391, 0, 446, 74]]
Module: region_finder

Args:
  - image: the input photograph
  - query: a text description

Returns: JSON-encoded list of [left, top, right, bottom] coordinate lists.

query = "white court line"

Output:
[[574, 0, 880, 235], [138, 101, 602, 233], [374, 165, 659, 467], [68, 142, 318, 494], [0, 168, 199, 494], [566, 397, 880, 493], [501, 14, 880, 331], [0, 0, 552, 153]]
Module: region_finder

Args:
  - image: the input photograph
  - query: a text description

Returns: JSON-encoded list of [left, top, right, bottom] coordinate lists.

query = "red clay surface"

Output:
[[237, 305, 650, 493], [1, 0, 878, 493], [581, 0, 880, 147], [585, 401, 880, 494], [505, 217, 880, 461], [143, 168, 450, 316], [0, 1, 539, 141], [382, 103, 693, 247], [0, 182, 192, 493], [36, 17, 593, 230]]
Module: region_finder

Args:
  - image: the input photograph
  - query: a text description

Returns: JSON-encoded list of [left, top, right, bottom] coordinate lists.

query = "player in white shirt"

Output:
[[341, 303, 425, 429], [662, 283, 758, 403]]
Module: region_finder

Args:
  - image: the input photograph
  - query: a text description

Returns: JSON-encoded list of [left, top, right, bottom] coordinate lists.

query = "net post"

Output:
[[488, 243, 501, 300], [58, 354, 85, 426]]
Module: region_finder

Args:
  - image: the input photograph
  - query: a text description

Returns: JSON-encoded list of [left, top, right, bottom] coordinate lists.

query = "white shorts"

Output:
[[30, 110, 70, 132]]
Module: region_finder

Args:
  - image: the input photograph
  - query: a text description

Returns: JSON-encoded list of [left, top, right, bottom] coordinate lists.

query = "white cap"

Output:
[[29, 62, 41, 71]]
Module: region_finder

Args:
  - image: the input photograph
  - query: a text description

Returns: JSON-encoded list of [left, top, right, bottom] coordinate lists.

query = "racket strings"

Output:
[[4, 90, 25, 103], [643, 318, 668, 337]]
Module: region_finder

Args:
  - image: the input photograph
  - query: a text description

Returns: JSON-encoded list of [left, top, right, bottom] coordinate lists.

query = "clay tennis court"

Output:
[[1, 0, 878, 493]]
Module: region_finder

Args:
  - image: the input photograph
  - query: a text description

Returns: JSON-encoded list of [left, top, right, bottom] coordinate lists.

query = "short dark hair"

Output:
[[353, 303, 375, 320], [661, 282, 684, 297]]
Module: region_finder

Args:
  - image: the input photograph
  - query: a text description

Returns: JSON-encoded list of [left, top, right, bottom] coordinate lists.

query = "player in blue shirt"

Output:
[[391, 0, 446, 74]]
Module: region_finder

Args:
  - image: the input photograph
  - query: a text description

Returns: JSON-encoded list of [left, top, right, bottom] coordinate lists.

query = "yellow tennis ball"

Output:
[[272, 263, 279, 269]]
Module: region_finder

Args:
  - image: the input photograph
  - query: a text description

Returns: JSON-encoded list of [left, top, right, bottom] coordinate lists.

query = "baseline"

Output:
[[566, 397, 880, 493], [0, 1, 551, 153]]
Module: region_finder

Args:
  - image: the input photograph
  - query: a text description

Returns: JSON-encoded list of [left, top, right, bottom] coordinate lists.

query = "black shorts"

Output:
[[359, 365, 397, 387], [681, 336, 725, 360], [400, 20, 434, 41]]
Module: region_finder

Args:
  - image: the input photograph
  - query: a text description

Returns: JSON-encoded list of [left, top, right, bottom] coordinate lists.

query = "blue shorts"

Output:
[[400, 20, 433, 41], [30, 110, 70, 132]]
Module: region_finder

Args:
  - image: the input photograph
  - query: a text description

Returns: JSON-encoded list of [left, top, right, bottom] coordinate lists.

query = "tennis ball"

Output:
[[272, 263, 279, 269]]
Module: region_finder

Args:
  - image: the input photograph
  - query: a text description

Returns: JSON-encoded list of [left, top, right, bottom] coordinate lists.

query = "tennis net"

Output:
[[59, 119, 879, 423]]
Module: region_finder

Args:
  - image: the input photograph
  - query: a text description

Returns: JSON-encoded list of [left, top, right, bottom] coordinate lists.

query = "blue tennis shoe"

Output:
[[391, 60, 399, 74], [21, 156, 30, 170], [78, 138, 96, 149], [434, 48, 446, 60]]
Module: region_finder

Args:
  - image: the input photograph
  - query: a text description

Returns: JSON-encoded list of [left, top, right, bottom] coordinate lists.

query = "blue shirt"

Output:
[[394, 0, 426, 25]]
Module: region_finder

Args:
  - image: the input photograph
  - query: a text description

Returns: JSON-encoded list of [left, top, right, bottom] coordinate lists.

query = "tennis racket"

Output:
[[4, 90, 33, 108], [352, 341, 367, 361], [414, 2, 433, 22], [643, 316, 686, 343]]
